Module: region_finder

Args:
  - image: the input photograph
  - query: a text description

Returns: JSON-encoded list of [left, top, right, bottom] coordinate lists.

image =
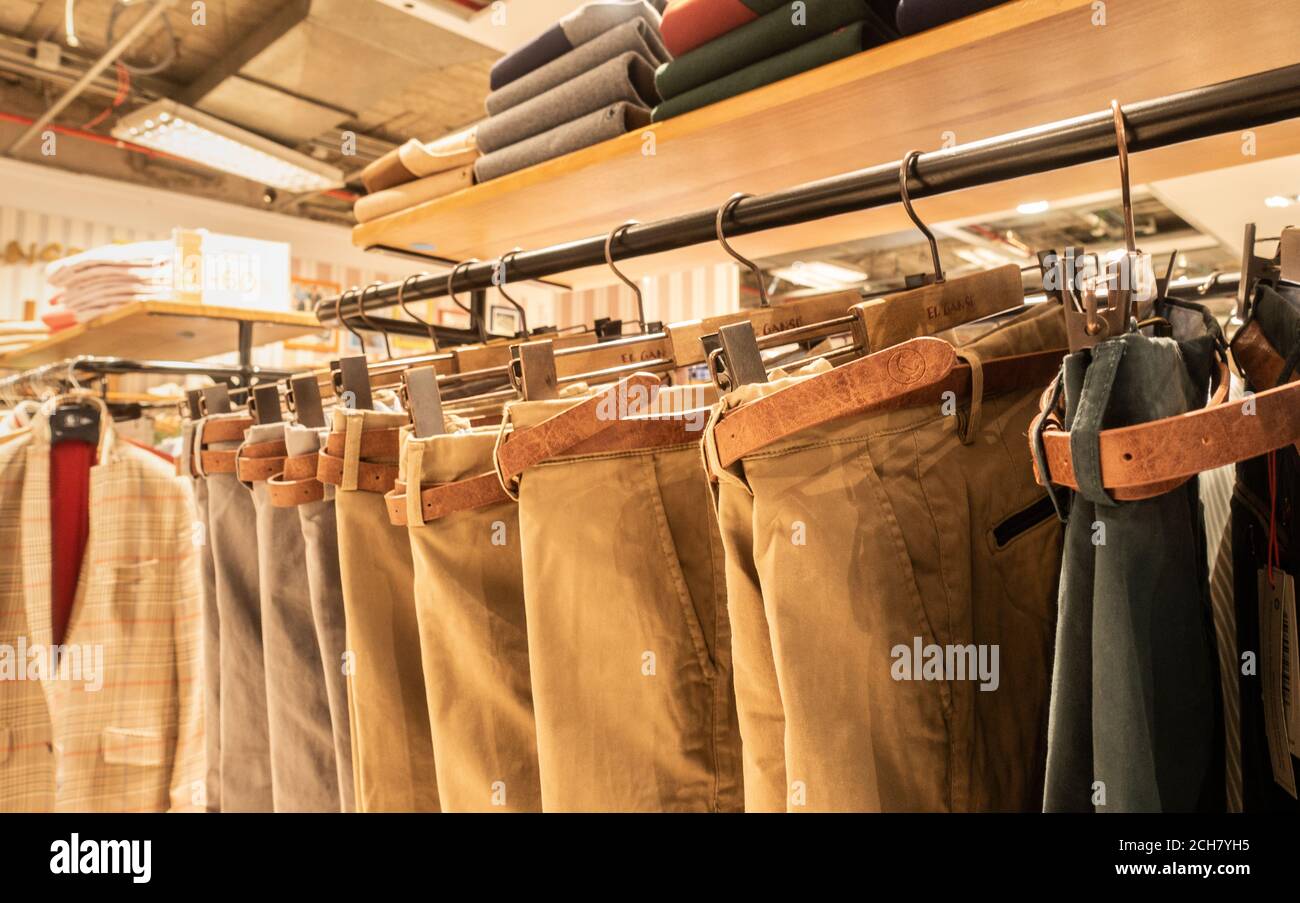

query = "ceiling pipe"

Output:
[[5, 0, 175, 156]]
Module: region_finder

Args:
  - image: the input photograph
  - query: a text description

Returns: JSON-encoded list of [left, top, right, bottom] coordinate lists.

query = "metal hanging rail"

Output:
[[318, 62, 1300, 329]]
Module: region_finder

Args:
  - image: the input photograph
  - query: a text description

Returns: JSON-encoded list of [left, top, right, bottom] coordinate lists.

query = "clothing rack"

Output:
[[0, 355, 294, 399], [317, 62, 1300, 330]]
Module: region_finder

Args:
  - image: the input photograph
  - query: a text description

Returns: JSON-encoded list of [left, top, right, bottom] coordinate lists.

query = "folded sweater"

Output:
[[653, 19, 891, 120], [659, 0, 786, 56], [360, 127, 479, 194], [656, 0, 892, 100], [474, 102, 652, 183], [478, 52, 659, 154], [353, 166, 475, 223], [489, 1, 665, 91], [486, 18, 669, 116]]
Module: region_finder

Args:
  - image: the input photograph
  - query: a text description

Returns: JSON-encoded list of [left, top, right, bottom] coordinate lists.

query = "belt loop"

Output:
[[190, 419, 207, 478], [700, 400, 753, 496], [179, 424, 194, 478], [955, 348, 984, 446], [1069, 337, 1128, 507], [492, 403, 521, 502], [1030, 369, 1071, 522], [404, 440, 426, 527], [341, 412, 363, 492]]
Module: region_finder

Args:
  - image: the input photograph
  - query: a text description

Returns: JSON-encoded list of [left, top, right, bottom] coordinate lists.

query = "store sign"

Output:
[[2, 240, 83, 266]]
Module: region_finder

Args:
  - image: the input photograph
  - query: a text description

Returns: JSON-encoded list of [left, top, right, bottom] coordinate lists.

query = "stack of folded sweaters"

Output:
[[44, 240, 174, 329], [355, 127, 480, 223], [475, 0, 671, 183], [0, 321, 50, 356], [653, 0, 1007, 121]]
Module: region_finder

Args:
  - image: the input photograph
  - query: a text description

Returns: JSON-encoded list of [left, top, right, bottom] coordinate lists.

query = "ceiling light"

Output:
[[1264, 195, 1294, 208], [770, 261, 868, 290], [1016, 200, 1050, 215], [112, 100, 343, 193]]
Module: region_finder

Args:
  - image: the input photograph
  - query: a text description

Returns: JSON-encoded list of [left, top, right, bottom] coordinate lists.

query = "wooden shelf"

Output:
[[352, 0, 1300, 289], [0, 302, 323, 369]]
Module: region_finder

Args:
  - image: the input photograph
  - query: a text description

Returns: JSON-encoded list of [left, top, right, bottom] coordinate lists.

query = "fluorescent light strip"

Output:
[[112, 100, 343, 193]]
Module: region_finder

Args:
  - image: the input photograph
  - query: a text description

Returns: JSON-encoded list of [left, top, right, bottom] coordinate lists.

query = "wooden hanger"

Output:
[[709, 336, 1066, 468], [709, 152, 1029, 391]]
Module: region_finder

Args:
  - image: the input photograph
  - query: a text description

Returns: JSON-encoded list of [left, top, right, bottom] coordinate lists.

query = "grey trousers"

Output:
[[243, 423, 341, 812], [197, 414, 274, 812], [284, 423, 356, 813], [1037, 328, 1224, 812]]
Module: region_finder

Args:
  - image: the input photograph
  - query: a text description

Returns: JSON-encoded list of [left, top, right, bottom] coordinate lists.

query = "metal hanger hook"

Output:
[[605, 220, 648, 333], [715, 193, 770, 307], [899, 150, 945, 284], [358, 282, 393, 359], [447, 259, 480, 317], [397, 272, 438, 349], [495, 249, 529, 337], [1111, 99, 1137, 254], [336, 287, 366, 351]]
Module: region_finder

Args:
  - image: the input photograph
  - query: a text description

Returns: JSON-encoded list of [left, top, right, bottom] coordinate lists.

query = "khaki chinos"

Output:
[[322, 407, 439, 812], [702, 305, 1066, 811], [393, 427, 543, 812], [503, 384, 744, 812]]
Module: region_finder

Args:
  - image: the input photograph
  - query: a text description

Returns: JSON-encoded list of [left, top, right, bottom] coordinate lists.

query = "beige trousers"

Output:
[[506, 386, 744, 811], [702, 305, 1066, 811], [328, 408, 439, 812], [397, 428, 543, 812]]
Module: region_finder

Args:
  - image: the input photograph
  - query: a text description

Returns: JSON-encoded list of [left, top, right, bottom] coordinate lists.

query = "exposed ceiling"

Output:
[[0, 0, 590, 224]]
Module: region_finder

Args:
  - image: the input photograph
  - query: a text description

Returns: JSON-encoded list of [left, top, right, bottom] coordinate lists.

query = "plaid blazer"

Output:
[[0, 401, 205, 812]]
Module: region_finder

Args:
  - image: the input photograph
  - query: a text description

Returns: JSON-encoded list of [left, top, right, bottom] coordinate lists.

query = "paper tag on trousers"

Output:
[[1258, 568, 1297, 799]]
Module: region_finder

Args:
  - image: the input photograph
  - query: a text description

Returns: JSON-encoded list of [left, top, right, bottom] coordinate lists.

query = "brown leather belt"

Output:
[[496, 373, 662, 480], [199, 449, 238, 474], [269, 453, 327, 507], [235, 439, 288, 482], [711, 342, 1065, 468], [316, 449, 400, 494], [1030, 353, 1300, 500], [323, 427, 402, 459], [386, 473, 508, 526], [195, 416, 253, 474], [391, 383, 701, 526], [201, 417, 253, 443], [282, 452, 318, 480]]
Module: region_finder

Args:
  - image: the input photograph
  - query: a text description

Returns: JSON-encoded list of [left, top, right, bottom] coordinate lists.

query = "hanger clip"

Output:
[[185, 388, 204, 420], [1281, 226, 1299, 284], [403, 366, 446, 438], [201, 384, 231, 416], [514, 339, 559, 400], [287, 376, 326, 429], [717, 321, 769, 388], [49, 399, 100, 445], [251, 385, 282, 425], [335, 355, 374, 411]]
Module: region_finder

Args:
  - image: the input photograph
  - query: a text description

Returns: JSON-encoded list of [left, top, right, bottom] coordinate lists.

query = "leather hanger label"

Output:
[[1258, 568, 1298, 799]]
